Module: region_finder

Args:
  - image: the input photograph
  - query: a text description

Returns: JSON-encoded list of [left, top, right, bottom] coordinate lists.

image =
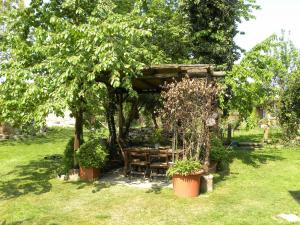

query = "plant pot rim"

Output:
[[79, 166, 100, 169], [173, 169, 204, 177]]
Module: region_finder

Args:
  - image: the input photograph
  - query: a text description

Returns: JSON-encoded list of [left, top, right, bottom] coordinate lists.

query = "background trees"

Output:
[[0, 0, 262, 165], [182, 0, 259, 69], [225, 33, 300, 138]]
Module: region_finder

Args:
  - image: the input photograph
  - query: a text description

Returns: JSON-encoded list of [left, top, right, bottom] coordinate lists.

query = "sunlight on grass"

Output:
[[0, 128, 299, 224]]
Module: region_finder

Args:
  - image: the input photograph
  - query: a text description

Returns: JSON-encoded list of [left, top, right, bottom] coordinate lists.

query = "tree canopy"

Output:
[[0, 0, 260, 162], [225, 33, 300, 130]]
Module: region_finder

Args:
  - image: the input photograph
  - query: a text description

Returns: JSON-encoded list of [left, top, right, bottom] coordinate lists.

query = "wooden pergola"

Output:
[[133, 64, 225, 92], [95, 64, 225, 160]]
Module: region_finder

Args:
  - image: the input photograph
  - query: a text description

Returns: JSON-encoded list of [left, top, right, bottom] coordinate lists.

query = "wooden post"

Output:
[[263, 126, 269, 143]]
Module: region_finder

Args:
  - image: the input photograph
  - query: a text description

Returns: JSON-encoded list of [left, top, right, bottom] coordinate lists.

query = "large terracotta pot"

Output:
[[79, 167, 100, 181], [172, 173, 202, 197]]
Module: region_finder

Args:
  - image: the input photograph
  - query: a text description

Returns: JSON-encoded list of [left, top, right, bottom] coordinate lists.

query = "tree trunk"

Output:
[[74, 109, 83, 167], [117, 93, 125, 141], [105, 85, 118, 159], [124, 98, 139, 138], [227, 123, 232, 144]]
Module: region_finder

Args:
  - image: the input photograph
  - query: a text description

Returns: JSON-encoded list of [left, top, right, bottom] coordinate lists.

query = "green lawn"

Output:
[[0, 128, 299, 225]]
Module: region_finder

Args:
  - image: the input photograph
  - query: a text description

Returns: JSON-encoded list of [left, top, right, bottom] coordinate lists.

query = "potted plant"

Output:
[[160, 77, 220, 197], [76, 139, 108, 181], [167, 159, 203, 197]]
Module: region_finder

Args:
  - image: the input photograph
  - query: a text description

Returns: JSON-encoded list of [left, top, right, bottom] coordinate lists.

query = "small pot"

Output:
[[79, 167, 100, 181], [172, 171, 203, 197]]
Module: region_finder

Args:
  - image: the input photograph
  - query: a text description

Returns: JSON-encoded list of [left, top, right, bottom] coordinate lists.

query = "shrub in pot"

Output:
[[76, 139, 107, 181], [160, 77, 220, 197], [167, 159, 203, 197]]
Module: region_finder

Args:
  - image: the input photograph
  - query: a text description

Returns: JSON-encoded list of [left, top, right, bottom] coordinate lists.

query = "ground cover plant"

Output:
[[0, 127, 299, 225]]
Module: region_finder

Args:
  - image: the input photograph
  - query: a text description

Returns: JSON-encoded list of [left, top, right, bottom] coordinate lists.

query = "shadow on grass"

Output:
[[0, 157, 63, 199], [0, 127, 73, 147], [68, 180, 114, 194], [1, 219, 34, 225], [214, 149, 285, 185], [146, 184, 163, 194], [232, 128, 283, 143], [289, 191, 300, 204]]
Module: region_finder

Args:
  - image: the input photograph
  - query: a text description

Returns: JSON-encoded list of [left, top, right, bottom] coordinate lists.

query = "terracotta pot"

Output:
[[172, 173, 202, 197], [79, 167, 100, 181]]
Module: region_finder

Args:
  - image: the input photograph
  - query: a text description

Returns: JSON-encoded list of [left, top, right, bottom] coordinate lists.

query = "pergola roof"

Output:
[[133, 64, 225, 92]]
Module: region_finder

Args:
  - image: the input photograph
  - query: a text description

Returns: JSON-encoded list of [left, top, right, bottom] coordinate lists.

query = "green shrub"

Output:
[[63, 137, 85, 172], [150, 128, 163, 144], [64, 138, 75, 172], [167, 159, 202, 177], [76, 139, 108, 168], [245, 109, 259, 130], [210, 136, 227, 162], [210, 136, 231, 171]]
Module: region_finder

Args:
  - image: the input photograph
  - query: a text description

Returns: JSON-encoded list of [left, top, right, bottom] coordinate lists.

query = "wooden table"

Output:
[[123, 146, 183, 176]]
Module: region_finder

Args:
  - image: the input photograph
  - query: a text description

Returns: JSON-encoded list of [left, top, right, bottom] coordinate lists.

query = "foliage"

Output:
[[225, 33, 300, 120], [210, 136, 227, 162], [160, 76, 220, 161], [244, 109, 259, 130], [166, 159, 202, 177], [0, 0, 170, 130], [210, 136, 231, 171], [150, 128, 163, 144], [76, 139, 108, 168], [63, 138, 75, 172], [181, 0, 260, 68], [63, 137, 85, 171], [278, 76, 300, 139]]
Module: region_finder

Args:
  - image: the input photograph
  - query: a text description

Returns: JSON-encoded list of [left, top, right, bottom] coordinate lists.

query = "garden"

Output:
[[1, 0, 300, 224], [0, 128, 299, 224]]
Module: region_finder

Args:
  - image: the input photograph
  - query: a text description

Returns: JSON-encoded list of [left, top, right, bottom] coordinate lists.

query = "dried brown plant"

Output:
[[160, 76, 220, 165]]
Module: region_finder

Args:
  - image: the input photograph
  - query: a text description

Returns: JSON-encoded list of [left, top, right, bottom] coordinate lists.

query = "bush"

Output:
[[167, 159, 202, 177], [210, 136, 231, 171], [150, 128, 163, 144], [63, 138, 76, 172], [210, 136, 227, 162], [76, 139, 108, 168], [63, 137, 85, 172], [278, 77, 300, 139], [245, 109, 259, 130]]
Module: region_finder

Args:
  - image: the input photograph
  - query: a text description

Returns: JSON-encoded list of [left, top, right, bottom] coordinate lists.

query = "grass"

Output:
[[0, 128, 300, 225], [232, 127, 283, 143]]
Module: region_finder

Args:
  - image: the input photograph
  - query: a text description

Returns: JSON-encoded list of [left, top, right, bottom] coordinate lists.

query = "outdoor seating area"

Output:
[[123, 146, 183, 179], [1, 0, 300, 224]]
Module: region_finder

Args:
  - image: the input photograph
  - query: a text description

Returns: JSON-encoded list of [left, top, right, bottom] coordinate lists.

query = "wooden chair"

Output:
[[149, 152, 169, 180], [128, 151, 148, 178]]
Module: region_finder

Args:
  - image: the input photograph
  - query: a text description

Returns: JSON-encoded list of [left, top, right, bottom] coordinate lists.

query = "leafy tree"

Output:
[[225, 33, 300, 137], [0, 0, 189, 163], [181, 0, 260, 68], [278, 76, 300, 138]]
